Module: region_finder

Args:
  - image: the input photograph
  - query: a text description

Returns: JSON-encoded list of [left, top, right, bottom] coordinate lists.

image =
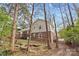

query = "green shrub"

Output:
[[59, 20, 79, 45]]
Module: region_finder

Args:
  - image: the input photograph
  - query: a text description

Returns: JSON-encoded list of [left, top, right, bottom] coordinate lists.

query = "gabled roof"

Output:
[[32, 19, 54, 28], [18, 19, 54, 32]]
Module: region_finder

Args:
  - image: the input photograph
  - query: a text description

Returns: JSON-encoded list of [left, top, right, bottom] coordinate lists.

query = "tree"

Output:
[[1, 4, 30, 29], [53, 14, 58, 48], [73, 3, 79, 18], [0, 7, 12, 39], [59, 19, 79, 49], [44, 3, 52, 49], [64, 4, 70, 26], [47, 4, 58, 48], [67, 3, 74, 27], [11, 4, 18, 52], [27, 4, 34, 51], [59, 4, 65, 28], [1, 3, 30, 51]]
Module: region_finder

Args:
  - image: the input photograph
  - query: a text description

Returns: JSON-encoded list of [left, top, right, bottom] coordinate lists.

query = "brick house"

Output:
[[16, 19, 56, 43]]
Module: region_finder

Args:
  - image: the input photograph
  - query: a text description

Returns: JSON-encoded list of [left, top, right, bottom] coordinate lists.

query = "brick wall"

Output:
[[16, 31, 56, 44], [31, 31, 55, 43]]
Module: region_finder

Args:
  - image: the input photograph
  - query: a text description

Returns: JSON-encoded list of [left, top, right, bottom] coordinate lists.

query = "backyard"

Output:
[[0, 3, 79, 56], [0, 38, 79, 56]]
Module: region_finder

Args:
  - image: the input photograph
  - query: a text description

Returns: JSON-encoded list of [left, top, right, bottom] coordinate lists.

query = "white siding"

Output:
[[31, 20, 54, 33]]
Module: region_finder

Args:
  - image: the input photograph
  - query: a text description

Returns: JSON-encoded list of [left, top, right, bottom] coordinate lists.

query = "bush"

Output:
[[59, 23, 79, 46]]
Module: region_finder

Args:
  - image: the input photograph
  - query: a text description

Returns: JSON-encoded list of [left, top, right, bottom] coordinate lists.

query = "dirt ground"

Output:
[[0, 39, 79, 56], [13, 39, 79, 56]]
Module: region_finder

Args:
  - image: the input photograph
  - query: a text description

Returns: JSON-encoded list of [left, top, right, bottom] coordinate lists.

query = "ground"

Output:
[[0, 38, 79, 56]]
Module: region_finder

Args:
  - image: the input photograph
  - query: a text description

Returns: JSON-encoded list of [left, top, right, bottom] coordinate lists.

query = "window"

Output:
[[39, 25, 41, 30], [34, 26, 35, 29]]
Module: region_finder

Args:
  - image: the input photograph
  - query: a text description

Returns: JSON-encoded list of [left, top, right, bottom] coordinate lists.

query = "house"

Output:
[[31, 19, 55, 43], [16, 28, 30, 39], [16, 19, 56, 43]]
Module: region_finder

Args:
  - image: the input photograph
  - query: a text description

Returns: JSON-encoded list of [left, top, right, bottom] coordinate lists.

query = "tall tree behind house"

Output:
[[67, 3, 74, 27], [44, 3, 52, 49], [64, 4, 70, 26], [59, 4, 65, 29]]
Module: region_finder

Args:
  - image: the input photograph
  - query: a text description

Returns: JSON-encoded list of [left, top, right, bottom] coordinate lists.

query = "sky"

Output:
[[0, 0, 79, 3], [29, 3, 78, 31], [0, 3, 79, 31]]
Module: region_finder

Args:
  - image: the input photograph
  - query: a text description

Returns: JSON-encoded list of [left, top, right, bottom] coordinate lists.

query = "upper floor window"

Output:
[[39, 25, 41, 30], [34, 26, 35, 29]]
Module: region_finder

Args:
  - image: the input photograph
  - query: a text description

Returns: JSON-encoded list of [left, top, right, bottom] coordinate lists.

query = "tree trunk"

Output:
[[27, 4, 34, 51], [44, 4, 52, 49], [73, 4, 79, 18], [11, 4, 18, 52], [59, 4, 65, 29], [53, 14, 58, 48], [64, 4, 70, 26], [67, 3, 74, 27]]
